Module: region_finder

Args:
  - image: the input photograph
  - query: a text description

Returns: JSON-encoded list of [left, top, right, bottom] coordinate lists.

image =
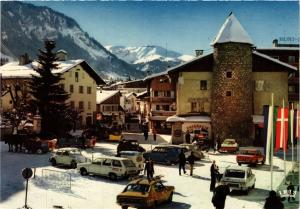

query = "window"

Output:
[[88, 101, 91, 110], [154, 91, 158, 97], [289, 85, 296, 93], [70, 84, 74, 93], [103, 106, 111, 112], [79, 86, 84, 94], [156, 105, 160, 110], [226, 71, 232, 78], [255, 80, 264, 91], [75, 72, 79, 82], [70, 101, 75, 109], [102, 159, 112, 166], [191, 102, 197, 112], [200, 80, 207, 90], [87, 86, 92, 94], [166, 91, 171, 97], [288, 56, 295, 64], [112, 160, 122, 167], [226, 91, 232, 97], [79, 101, 84, 110], [60, 84, 65, 90], [162, 105, 169, 111]]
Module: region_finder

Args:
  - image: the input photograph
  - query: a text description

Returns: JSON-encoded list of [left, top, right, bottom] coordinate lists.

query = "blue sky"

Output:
[[31, 1, 298, 55]]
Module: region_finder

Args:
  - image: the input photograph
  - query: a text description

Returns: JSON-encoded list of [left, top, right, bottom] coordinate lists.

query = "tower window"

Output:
[[226, 91, 232, 97], [200, 80, 207, 90], [226, 71, 232, 78], [75, 72, 79, 82]]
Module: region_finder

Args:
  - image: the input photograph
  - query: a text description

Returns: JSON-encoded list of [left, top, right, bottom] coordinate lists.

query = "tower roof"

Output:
[[211, 13, 253, 46]]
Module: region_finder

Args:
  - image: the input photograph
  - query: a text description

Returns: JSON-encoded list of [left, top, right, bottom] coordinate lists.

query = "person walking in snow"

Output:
[[187, 152, 196, 176], [210, 160, 219, 192], [263, 190, 284, 209], [144, 158, 154, 179], [178, 149, 187, 175], [211, 183, 230, 209], [152, 128, 157, 142], [185, 131, 191, 144], [287, 182, 295, 202]]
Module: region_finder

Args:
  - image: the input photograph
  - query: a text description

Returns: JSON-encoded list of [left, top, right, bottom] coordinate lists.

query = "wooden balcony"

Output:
[[150, 97, 175, 103]]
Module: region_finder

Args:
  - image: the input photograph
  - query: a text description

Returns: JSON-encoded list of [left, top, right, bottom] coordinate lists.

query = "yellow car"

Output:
[[116, 177, 175, 209]]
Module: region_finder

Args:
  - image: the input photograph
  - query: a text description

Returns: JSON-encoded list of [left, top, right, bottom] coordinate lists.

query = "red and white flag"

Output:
[[275, 107, 288, 152]]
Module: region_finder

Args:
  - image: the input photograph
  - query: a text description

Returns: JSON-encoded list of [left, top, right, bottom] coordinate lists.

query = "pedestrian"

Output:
[[210, 160, 219, 192], [185, 130, 191, 144], [152, 128, 157, 142], [263, 190, 284, 209], [287, 181, 295, 202], [187, 152, 196, 176], [214, 141, 218, 153], [144, 129, 148, 141], [144, 158, 154, 179], [211, 182, 230, 209], [178, 149, 187, 175]]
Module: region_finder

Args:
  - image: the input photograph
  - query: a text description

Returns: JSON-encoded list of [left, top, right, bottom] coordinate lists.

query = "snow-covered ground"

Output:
[[0, 140, 295, 209]]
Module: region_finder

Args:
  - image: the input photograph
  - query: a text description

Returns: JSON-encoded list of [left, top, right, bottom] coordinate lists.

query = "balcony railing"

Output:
[[151, 110, 176, 117], [150, 97, 175, 103]]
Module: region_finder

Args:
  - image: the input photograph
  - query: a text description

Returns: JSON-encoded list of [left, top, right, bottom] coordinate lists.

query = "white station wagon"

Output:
[[220, 165, 256, 194], [49, 147, 88, 168], [77, 156, 140, 180]]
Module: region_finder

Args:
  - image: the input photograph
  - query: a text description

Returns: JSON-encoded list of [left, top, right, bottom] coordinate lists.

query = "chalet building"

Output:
[[143, 72, 176, 134], [96, 90, 125, 126], [135, 90, 149, 124], [164, 13, 297, 145], [0, 50, 105, 127]]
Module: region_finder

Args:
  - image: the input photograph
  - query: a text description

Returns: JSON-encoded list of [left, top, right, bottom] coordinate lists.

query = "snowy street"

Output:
[[0, 139, 296, 209]]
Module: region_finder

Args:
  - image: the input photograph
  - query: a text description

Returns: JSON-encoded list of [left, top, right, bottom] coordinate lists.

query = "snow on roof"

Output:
[[124, 92, 136, 99], [166, 115, 211, 122], [253, 51, 297, 71], [0, 59, 84, 78], [143, 70, 168, 81], [211, 13, 253, 46], [97, 90, 119, 104], [136, 90, 148, 98], [257, 47, 299, 51]]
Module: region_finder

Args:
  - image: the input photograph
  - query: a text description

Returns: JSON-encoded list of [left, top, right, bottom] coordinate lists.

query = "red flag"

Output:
[[275, 108, 288, 152]]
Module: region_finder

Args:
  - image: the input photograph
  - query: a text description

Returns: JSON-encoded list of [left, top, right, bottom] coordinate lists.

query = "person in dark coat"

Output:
[[212, 183, 230, 209], [210, 160, 219, 192], [263, 190, 284, 209], [152, 128, 157, 142], [178, 149, 187, 175], [185, 131, 191, 144], [287, 182, 295, 202], [144, 158, 154, 179], [187, 152, 196, 176], [144, 129, 148, 141]]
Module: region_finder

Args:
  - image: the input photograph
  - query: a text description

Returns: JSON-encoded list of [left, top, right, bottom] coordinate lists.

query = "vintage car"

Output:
[[119, 151, 144, 171], [77, 156, 140, 180], [236, 147, 265, 166], [108, 124, 123, 141], [220, 165, 256, 194], [117, 176, 174, 209], [49, 147, 88, 168], [143, 145, 190, 165], [179, 143, 204, 160], [218, 139, 239, 153], [117, 139, 145, 155]]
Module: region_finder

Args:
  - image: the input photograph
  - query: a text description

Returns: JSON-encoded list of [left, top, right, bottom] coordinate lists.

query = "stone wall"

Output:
[[211, 43, 253, 144]]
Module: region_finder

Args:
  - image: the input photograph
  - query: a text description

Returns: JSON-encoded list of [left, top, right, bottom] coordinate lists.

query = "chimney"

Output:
[[19, 53, 30, 65], [272, 39, 278, 47], [56, 50, 68, 61], [195, 49, 203, 57]]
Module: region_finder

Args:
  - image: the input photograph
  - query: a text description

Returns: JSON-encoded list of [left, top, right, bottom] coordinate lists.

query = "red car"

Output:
[[236, 148, 265, 166]]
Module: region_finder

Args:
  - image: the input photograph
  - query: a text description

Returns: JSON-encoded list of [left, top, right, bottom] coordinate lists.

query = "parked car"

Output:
[[236, 147, 265, 166], [119, 151, 144, 171], [143, 145, 190, 165], [179, 143, 204, 160], [58, 133, 96, 148], [220, 165, 256, 194], [23, 137, 50, 154], [77, 156, 140, 180], [117, 176, 174, 209], [218, 139, 239, 153], [49, 147, 88, 168], [117, 139, 145, 155]]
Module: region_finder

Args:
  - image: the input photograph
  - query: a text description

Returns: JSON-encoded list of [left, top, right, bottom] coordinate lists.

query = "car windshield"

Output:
[[123, 160, 136, 167], [240, 150, 256, 155], [225, 169, 245, 178], [124, 184, 150, 193]]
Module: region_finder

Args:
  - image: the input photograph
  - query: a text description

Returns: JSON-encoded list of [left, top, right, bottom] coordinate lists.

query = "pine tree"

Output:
[[29, 40, 70, 136]]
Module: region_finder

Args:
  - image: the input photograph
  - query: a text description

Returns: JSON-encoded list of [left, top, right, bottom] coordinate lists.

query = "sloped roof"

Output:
[[0, 59, 105, 85], [211, 13, 253, 46], [97, 90, 119, 104]]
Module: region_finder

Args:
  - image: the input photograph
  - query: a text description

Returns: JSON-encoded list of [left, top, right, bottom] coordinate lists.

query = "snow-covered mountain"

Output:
[[0, 1, 142, 79], [106, 45, 194, 73]]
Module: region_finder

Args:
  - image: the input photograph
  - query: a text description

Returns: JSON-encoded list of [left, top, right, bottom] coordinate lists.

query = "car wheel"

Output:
[[262, 160, 265, 165], [244, 188, 249, 195], [80, 168, 88, 176], [71, 161, 77, 169], [109, 173, 117, 181], [36, 149, 43, 154], [121, 206, 128, 209], [167, 192, 173, 203], [238, 163, 241, 166], [51, 159, 57, 166], [252, 183, 255, 189]]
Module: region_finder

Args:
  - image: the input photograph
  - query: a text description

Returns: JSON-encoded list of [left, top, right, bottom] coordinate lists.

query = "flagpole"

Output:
[[282, 99, 286, 184], [291, 103, 294, 164], [270, 93, 274, 190]]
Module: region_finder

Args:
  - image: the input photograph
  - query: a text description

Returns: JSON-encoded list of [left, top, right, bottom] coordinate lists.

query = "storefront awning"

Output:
[[149, 116, 168, 121], [166, 115, 211, 122]]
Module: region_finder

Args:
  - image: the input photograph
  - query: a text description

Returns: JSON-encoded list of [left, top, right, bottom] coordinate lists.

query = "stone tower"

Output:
[[211, 13, 253, 144]]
